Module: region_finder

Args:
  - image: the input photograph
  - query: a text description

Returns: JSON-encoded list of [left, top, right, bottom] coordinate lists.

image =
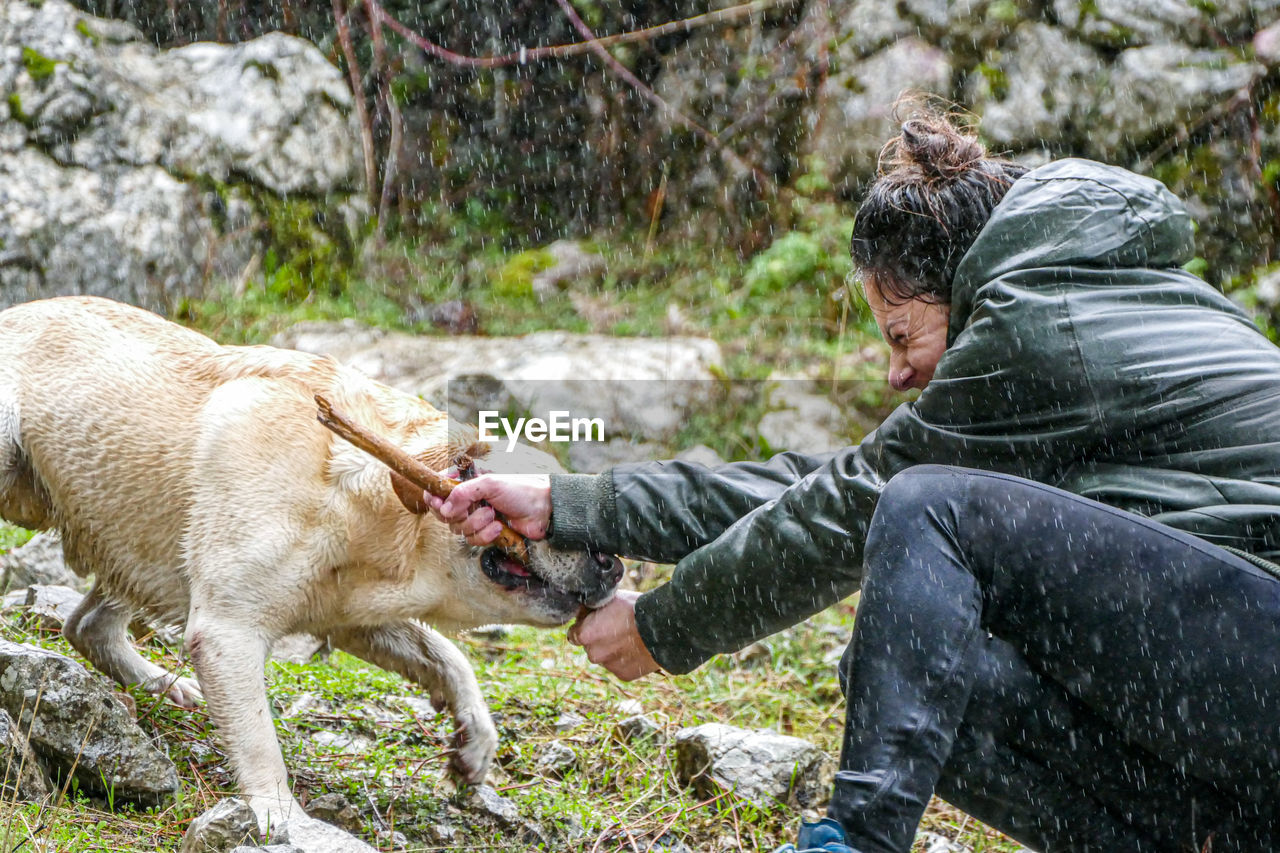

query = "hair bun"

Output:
[[883, 111, 986, 182]]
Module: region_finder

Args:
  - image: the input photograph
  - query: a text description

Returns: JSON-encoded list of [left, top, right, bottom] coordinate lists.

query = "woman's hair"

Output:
[[850, 96, 1028, 304]]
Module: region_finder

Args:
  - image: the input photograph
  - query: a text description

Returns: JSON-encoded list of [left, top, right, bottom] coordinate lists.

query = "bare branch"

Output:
[[362, 0, 797, 70], [332, 0, 379, 207]]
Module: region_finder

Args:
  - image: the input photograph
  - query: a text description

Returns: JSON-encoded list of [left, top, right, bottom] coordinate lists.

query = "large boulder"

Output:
[[274, 323, 724, 446], [0, 639, 178, 804], [810, 38, 953, 190], [964, 23, 1103, 153], [0, 0, 364, 311]]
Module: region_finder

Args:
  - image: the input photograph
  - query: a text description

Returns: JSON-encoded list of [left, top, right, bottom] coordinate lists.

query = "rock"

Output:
[[614, 714, 665, 747], [310, 730, 372, 754], [1053, 0, 1268, 48], [733, 641, 773, 668], [673, 444, 725, 468], [567, 438, 663, 474], [917, 831, 973, 852], [270, 634, 327, 665], [673, 723, 832, 808], [533, 739, 577, 777], [0, 0, 363, 312], [272, 815, 378, 852], [1093, 45, 1263, 157], [531, 240, 607, 296], [1257, 18, 1280, 68], [758, 409, 845, 454], [305, 793, 362, 835], [374, 829, 407, 850], [0, 708, 51, 801], [552, 712, 586, 733], [273, 323, 723, 443], [181, 798, 261, 853], [0, 532, 85, 592], [463, 784, 548, 847], [12, 585, 84, 629], [964, 23, 1103, 152], [811, 38, 954, 190], [0, 639, 178, 804], [831, 2, 915, 59]]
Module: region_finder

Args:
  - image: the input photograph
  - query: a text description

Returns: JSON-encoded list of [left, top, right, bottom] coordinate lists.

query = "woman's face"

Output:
[[864, 279, 951, 392]]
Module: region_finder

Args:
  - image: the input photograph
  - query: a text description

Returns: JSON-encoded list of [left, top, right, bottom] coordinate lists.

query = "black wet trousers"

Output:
[[829, 465, 1280, 853]]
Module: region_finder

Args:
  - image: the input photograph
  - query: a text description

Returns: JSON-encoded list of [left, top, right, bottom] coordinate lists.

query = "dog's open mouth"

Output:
[[479, 547, 612, 607], [481, 548, 543, 591]]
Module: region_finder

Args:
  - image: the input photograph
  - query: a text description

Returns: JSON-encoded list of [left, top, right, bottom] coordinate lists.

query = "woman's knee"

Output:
[[865, 464, 968, 558]]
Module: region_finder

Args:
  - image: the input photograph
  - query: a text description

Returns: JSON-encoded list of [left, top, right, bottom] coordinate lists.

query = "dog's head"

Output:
[[391, 434, 623, 628]]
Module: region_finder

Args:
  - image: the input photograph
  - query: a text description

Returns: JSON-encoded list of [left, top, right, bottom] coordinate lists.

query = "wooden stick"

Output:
[[315, 394, 530, 564]]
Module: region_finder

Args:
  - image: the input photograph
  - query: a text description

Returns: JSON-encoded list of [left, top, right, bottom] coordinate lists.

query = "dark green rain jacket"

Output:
[[548, 158, 1280, 675]]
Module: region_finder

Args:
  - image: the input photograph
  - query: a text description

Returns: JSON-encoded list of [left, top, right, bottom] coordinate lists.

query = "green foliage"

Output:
[[0, 523, 34, 555], [20, 46, 58, 81], [6, 93, 33, 128], [493, 248, 554, 299], [74, 18, 102, 46], [744, 232, 825, 297]]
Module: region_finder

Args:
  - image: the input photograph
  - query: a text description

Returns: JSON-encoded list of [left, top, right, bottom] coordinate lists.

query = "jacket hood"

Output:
[[948, 158, 1196, 344]]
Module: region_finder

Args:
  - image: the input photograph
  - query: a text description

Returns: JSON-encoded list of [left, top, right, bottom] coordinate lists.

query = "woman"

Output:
[[432, 107, 1280, 851]]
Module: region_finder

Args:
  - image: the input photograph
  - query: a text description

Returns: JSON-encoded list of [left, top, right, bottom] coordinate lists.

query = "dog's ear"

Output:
[[390, 471, 430, 514]]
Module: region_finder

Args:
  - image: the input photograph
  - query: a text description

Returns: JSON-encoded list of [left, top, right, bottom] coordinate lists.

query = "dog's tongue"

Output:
[[501, 556, 531, 578]]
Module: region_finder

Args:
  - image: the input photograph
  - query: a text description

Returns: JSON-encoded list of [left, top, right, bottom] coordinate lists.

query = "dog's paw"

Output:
[[142, 673, 203, 709], [449, 708, 498, 784]]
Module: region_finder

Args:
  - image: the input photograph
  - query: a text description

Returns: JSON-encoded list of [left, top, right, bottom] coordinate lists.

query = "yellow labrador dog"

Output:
[[0, 296, 620, 832]]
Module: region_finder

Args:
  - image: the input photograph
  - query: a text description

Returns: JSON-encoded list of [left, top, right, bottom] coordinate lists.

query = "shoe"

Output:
[[772, 817, 856, 852]]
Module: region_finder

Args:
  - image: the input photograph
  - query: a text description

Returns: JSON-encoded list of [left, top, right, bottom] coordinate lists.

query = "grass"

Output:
[[0, 525, 1019, 852], [0, 213, 1019, 850]]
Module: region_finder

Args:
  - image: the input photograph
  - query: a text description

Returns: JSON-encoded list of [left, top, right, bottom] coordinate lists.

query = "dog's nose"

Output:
[[589, 551, 624, 583]]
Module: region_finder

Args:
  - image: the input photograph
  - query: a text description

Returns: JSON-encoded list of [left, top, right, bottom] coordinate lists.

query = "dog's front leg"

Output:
[[185, 614, 299, 833], [329, 622, 497, 783]]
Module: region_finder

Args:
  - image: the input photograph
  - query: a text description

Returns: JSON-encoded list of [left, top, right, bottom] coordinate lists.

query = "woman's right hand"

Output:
[[427, 474, 552, 544]]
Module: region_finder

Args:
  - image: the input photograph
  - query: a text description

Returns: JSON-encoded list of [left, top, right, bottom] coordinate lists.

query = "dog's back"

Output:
[[0, 296, 347, 618]]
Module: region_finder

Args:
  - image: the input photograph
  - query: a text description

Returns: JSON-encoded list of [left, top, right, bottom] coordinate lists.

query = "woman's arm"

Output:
[[547, 449, 838, 562]]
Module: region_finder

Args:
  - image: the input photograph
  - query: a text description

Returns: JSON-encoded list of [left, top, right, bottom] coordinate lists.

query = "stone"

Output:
[[551, 712, 586, 733], [673, 723, 833, 808], [463, 784, 548, 847], [530, 240, 607, 296], [305, 793, 362, 835], [0, 532, 85, 592], [533, 739, 577, 777], [270, 634, 327, 665], [13, 585, 84, 629], [0, 639, 178, 804], [0, 708, 51, 801], [811, 38, 953, 190], [614, 714, 665, 747], [271, 815, 378, 852], [273, 323, 723, 443], [1093, 45, 1263, 157], [673, 444, 725, 468], [1257, 19, 1280, 68], [830, 2, 915, 60], [567, 438, 664, 474], [757, 410, 845, 454], [181, 798, 261, 853], [0, 0, 363, 312], [965, 23, 1103, 152]]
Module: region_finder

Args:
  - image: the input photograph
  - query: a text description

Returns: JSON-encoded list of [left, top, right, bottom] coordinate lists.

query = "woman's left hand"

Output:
[[567, 590, 660, 681]]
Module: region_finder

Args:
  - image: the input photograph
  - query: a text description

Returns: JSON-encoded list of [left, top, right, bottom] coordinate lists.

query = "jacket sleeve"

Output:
[[634, 284, 1108, 674], [547, 450, 836, 562]]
